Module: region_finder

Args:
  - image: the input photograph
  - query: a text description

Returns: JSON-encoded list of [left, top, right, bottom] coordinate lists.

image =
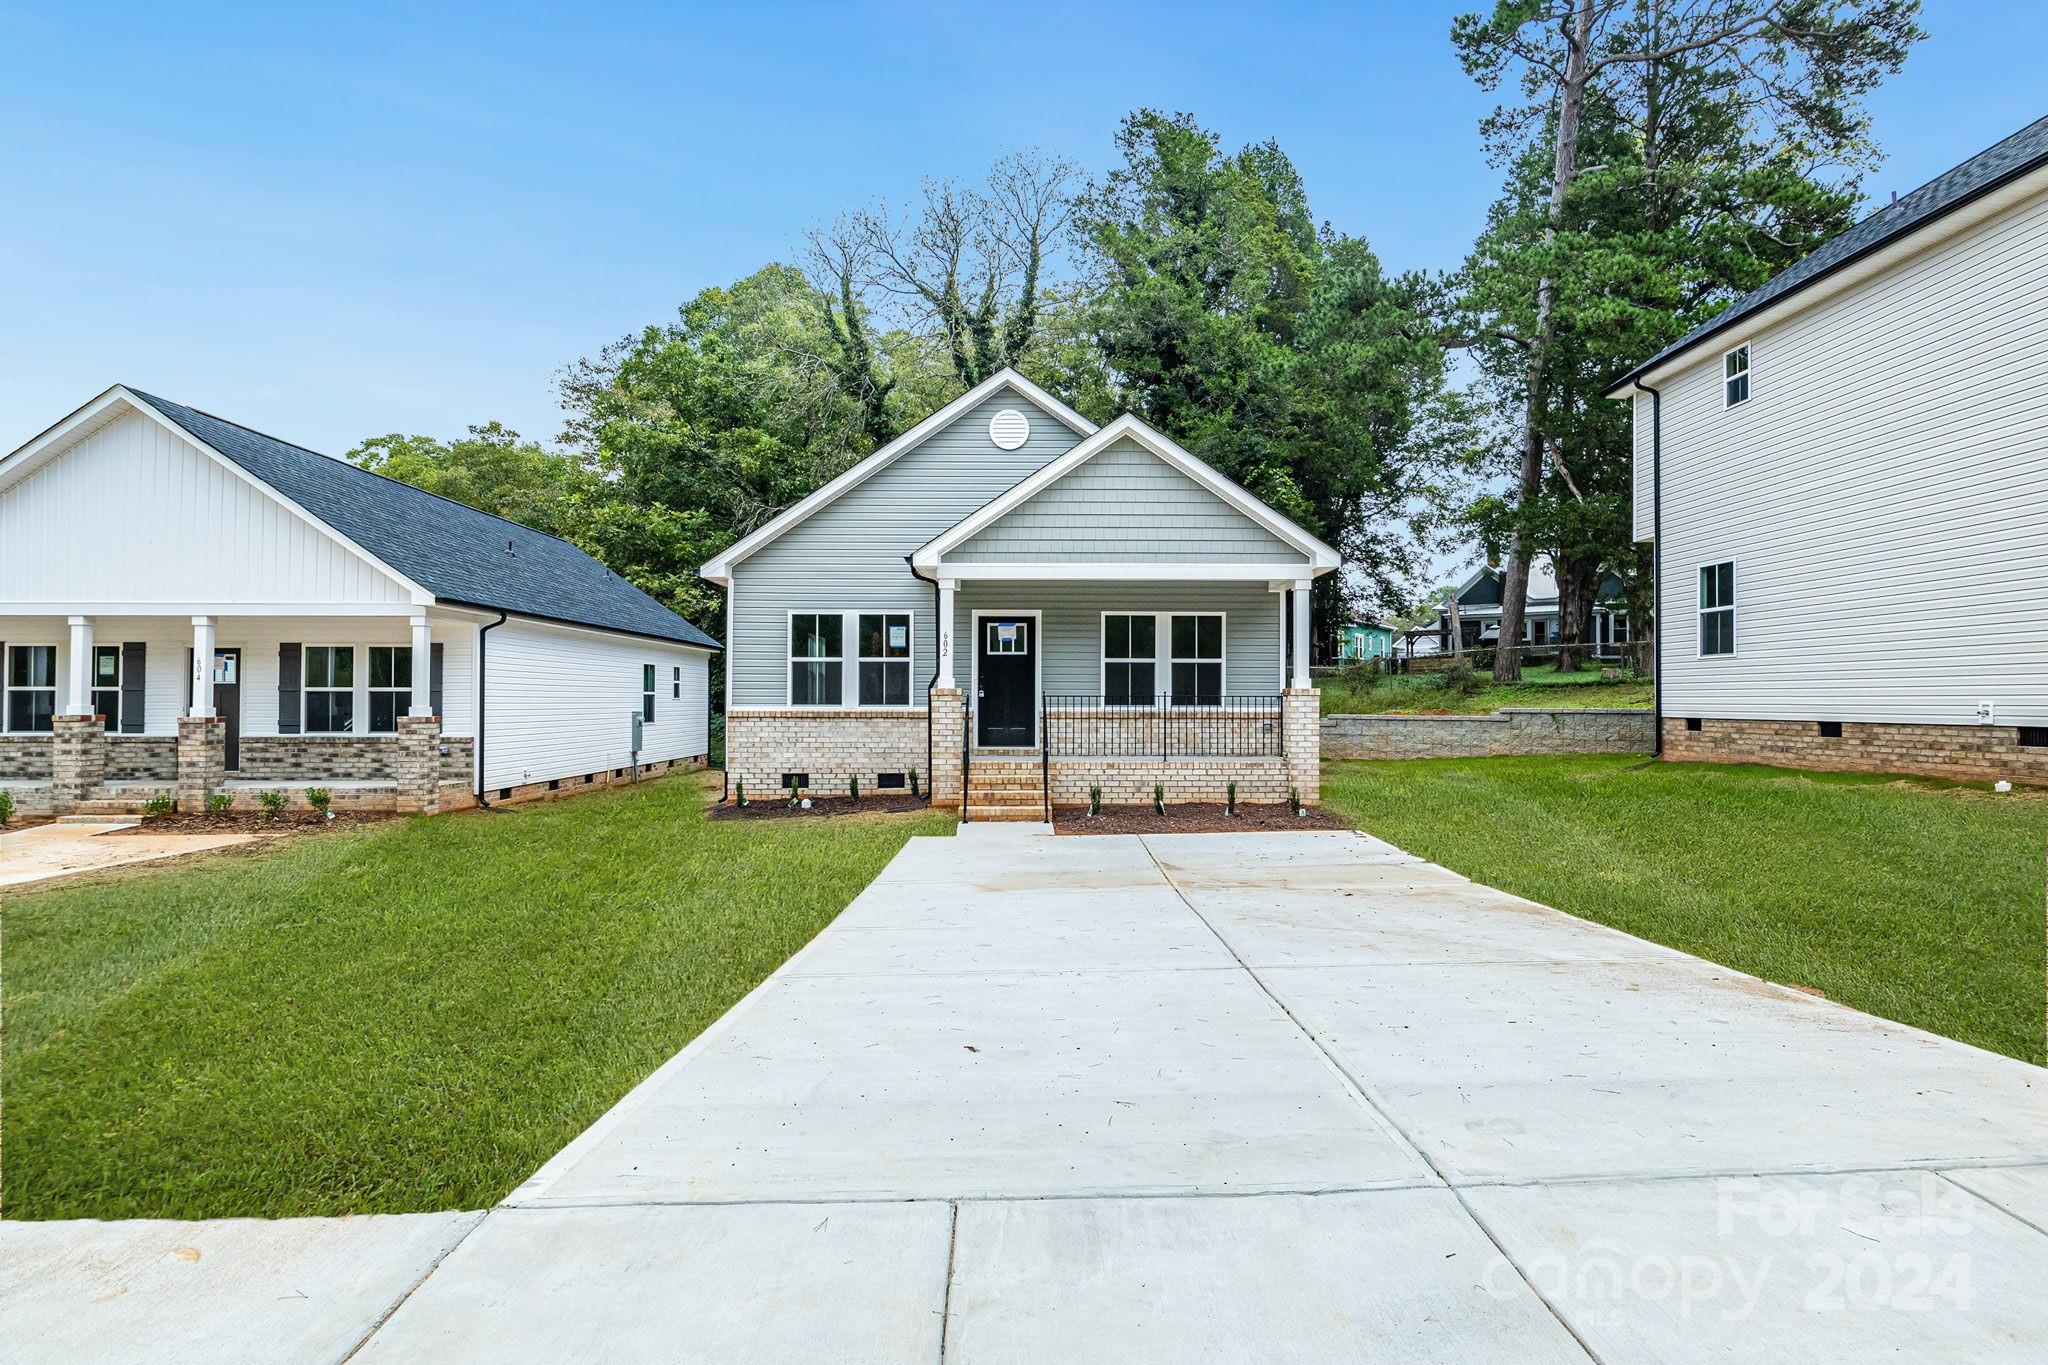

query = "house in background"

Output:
[[1337, 621, 1394, 662], [1608, 113, 2048, 785], [701, 369, 1335, 819], [1435, 561, 1630, 658], [0, 387, 717, 818]]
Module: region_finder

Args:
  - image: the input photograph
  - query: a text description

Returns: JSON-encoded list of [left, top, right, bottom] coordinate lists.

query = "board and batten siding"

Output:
[[0, 612, 477, 737], [728, 388, 1085, 706], [481, 617, 709, 789], [949, 438, 1301, 563], [1643, 183, 2048, 727], [0, 410, 416, 608], [955, 582, 1287, 696]]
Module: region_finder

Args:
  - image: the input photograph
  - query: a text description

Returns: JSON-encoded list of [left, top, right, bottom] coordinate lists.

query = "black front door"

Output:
[[975, 616, 1035, 747], [214, 648, 242, 770]]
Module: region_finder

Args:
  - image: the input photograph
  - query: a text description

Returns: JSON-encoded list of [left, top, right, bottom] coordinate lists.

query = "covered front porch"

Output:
[[0, 608, 475, 818]]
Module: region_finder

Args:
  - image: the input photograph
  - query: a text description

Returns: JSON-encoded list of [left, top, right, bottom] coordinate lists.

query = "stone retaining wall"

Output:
[[1661, 717, 2048, 786], [1322, 708, 1653, 760]]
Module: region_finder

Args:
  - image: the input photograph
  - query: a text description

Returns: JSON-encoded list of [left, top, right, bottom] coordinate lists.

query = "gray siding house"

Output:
[[701, 370, 1336, 818]]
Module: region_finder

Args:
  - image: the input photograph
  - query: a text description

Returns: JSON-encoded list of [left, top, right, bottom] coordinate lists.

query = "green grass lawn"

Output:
[[1318, 662, 1653, 716], [1322, 756, 2046, 1064], [1, 773, 952, 1221]]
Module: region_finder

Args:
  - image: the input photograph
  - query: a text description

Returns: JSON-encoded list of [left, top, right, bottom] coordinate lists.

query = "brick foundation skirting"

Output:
[[105, 735, 180, 782], [0, 736, 53, 780], [481, 756, 705, 807], [1047, 756, 1291, 807], [727, 708, 932, 798], [1661, 716, 2048, 786]]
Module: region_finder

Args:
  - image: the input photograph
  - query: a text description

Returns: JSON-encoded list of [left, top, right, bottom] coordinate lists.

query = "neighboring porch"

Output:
[[0, 610, 474, 819]]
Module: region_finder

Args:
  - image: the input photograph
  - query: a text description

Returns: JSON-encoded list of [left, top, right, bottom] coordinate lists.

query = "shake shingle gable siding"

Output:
[[127, 391, 718, 650], [1608, 113, 2048, 394]]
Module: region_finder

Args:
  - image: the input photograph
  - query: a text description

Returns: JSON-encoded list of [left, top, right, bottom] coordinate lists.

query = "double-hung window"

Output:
[[1170, 614, 1224, 705], [304, 646, 356, 733], [1699, 562, 1736, 656], [1723, 344, 1750, 407], [789, 614, 843, 706], [858, 614, 911, 706], [5, 645, 56, 733], [92, 644, 122, 729], [642, 665, 657, 722], [368, 646, 412, 733], [1102, 614, 1157, 705], [672, 665, 681, 700]]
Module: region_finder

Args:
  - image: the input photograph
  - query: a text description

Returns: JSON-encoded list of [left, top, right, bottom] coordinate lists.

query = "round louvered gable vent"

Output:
[[988, 408, 1031, 450]]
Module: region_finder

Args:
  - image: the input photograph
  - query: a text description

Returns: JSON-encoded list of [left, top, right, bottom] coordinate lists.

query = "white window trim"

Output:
[[4, 642, 59, 734], [856, 611, 915, 709], [302, 643, 359, 734], [968, 609, 1043, 748], [91, 642, 123, 726], [1096, 611, 1228, 707], [1099, 611, 1162, 707], [642, 663, 658, 723], [366, 644, 413, 734], [1723, 342, 1751, 408], [671, 665, 681, 700], [783, 610, 920, 710], [1696, 561, 1737, 659]]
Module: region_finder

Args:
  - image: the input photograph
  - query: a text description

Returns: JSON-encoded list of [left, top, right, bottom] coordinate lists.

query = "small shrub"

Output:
[[1289, 786, 1304, 816], [849, 774, 860, 803], [205, 793, 234, 816], [734, 779, 747, 807], [909, 767, 921, 799], [257, 790, 287, 823], [1088, 783, 1102, 817], [305, 787, 333, 817], [786, 777, 801, 809], [142, 794, 175, 819], [1153, 783, 1165, 815], [1226, 780, 1237, 816], [0, 789, 15, 825]]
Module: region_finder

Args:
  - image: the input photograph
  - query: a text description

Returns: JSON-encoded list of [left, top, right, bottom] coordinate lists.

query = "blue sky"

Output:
[[3, 2, 2041, 456]]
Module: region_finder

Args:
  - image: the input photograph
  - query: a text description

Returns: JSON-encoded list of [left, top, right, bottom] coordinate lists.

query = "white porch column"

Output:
[[190, 616, 216, 718], [1290, 581, 1312, 689], [935, 579, 958, 689], [65, 616, 94, 715], [410, 615, 434, 716]]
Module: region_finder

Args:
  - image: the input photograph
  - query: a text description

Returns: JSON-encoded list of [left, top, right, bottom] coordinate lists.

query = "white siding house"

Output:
[[0, 387, 717, 817], [1609, 114, 2048, 783]]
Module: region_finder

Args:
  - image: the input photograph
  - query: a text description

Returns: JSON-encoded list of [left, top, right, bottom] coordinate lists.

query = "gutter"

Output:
[[906, 556, 938, 796], [1642, 382, 1664, 757], [475, 610, 509, 806]]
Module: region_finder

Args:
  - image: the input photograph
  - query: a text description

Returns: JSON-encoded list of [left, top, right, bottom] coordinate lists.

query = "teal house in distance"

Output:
[[1337, 621, 1393, 662]]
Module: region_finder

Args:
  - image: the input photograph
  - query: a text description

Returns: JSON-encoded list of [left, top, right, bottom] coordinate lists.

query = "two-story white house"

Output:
[[1607, 114, 2048, 785]]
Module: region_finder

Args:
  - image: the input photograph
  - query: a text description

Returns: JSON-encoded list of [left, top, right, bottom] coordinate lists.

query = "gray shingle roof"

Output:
[[128, 390, 720, 649], [1608, 113, 2048, 394]]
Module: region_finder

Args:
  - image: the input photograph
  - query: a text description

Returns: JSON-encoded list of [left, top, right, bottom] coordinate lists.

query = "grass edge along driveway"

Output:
[[1322, 755, 2046, 1066], [2, 772, 953, 1221]]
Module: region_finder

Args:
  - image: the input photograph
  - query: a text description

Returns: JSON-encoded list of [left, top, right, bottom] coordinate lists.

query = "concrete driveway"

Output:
[[8, 823, 2045, 1360]]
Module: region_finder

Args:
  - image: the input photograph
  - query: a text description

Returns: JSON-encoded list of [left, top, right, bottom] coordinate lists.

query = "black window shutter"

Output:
[[278, 643, 302, 733], [121, 642, 146, 733], [429, 643, 444, 718]]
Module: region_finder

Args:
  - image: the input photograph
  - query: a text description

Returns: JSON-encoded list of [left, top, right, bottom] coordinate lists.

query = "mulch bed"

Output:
[[112, 811, 396, 835], [708, 794, 934, 821], [1055, 802, 1350, 835]]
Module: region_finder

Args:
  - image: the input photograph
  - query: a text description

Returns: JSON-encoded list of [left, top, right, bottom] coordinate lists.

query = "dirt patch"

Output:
[[113, 811, 396, 836], [708, 794, 935, 821], [1055, 803, 1350, 836]]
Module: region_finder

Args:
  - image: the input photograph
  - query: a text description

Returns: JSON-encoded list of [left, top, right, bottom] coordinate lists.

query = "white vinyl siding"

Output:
[[481, 617, 710, 789], [1652, 182, 2048, 725], [0, 409, 416, 608]]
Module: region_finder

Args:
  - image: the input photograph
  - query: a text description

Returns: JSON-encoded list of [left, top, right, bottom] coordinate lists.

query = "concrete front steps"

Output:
[[965, 757, 1047, 823]]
